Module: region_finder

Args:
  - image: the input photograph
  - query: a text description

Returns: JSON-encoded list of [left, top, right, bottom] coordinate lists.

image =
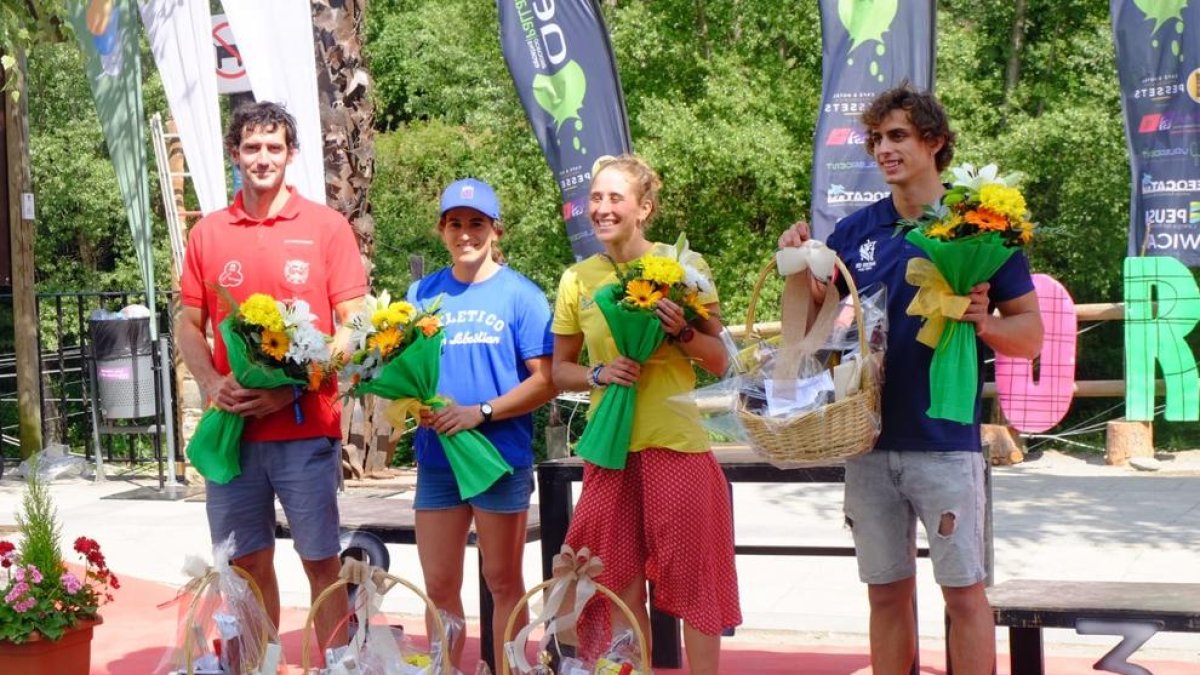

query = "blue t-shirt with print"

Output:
[[407, 266, 554, 469], [826, 196, 1035, 452]]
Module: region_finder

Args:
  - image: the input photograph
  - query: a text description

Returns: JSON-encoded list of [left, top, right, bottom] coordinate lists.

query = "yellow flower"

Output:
[[1018, 221, 1035, 245], [964, 207, 1009, 232], [260, 329, 290, 360], [625, 279, 663, 309], [385, 301, 416, 326], [639, 256, 685, 286], [370, 309, 389, 328], [240, 294, 285, 332], [685, 291, 710, 320], [926, 220, 957, 240], [978, 184, 1027, 222], [368, 326, 403, 356]]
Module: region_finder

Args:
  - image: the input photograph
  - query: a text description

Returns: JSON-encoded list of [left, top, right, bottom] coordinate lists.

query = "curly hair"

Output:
[[861, 83, 956, 172], [590, 154, 663, 225], [224, 101, 299, 152]]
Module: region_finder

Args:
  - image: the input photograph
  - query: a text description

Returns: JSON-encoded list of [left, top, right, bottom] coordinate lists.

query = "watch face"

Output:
[[481, 403, 493, 414]]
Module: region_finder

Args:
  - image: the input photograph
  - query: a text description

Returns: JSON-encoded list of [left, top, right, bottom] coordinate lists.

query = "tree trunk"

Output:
[[311, 0, 376, 276], [4, 51, 43, 458], [1004, 0, 1028, 111]]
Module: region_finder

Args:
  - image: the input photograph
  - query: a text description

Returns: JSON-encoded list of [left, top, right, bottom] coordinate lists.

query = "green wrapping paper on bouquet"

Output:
[[573, 283, 668, 469], [351, 330, 512, 499], [904, 231, 1017, 424], [900, 162, 1037, 425]]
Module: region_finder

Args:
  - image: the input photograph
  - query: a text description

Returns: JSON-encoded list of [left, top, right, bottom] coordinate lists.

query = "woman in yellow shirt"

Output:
[[551, 154, 741, 675]]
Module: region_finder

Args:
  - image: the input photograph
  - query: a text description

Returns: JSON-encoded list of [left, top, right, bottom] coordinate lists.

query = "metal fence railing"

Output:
[[0, 290, 181, 482]]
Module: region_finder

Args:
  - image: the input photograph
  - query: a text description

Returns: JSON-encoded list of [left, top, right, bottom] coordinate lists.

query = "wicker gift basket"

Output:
[[734, 253, 881, 465], [302, 559, 453, 674], [501, 546, 648, 675], [173, 565, 278, 675]]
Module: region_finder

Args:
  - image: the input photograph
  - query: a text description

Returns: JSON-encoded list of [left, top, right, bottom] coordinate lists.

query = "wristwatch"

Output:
[[479, 401, 494, 424], [672, 325, 696, 344]]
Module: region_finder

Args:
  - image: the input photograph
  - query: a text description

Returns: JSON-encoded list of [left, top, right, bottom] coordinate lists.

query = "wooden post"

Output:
[[4, 56, 40, 453], [1105, 421, 1153, 466], [4, 52, 43, 458]]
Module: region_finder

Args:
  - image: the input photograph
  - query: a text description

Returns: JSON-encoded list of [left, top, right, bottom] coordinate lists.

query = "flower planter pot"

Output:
[[0, 615, 102, 675]]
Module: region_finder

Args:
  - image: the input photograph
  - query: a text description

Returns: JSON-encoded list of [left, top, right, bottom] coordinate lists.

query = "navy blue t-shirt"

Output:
[[826, 196, 1035, 452], [407, 266, 554, 469]]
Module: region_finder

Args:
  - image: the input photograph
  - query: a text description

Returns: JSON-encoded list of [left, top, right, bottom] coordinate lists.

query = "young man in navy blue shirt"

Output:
[[780, 85, 1042, 675]]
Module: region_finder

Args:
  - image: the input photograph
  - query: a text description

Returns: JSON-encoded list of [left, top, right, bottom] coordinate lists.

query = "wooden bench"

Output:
[[988, 579, 1200, 674], [274, 494, 541, 672]]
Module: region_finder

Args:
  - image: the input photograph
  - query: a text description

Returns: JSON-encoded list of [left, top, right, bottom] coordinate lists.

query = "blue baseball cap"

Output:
[[439, 178, 501, 220]]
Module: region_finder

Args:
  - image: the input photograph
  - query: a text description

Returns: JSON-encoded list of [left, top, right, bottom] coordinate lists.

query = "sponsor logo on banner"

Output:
[[1145, 207, 1189, 225], [1140, 145, 1191, 161], [1139, 113, 1166, 133], [562, 197, 586, 220], [1146, 231, 1200, 251], [1141, 173, 1200, 195], [1189, 68, 1200, 103], [1191, 200, 1200, 224], [826, 127, 867, 146], [826, 159, 877, 172], [827, 184, 889, 205], [838, 0, 900, 84]]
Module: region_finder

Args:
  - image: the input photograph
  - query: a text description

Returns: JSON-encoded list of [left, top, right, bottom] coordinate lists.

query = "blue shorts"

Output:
[[414, 463, 533, 514], [206, 437, 341, 561]]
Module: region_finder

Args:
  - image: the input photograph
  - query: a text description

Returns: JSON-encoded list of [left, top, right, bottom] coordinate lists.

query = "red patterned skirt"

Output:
[[564, 448, 742, 657]]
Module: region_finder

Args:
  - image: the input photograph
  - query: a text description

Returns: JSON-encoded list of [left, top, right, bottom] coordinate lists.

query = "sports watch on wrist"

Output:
[[673, 325, 696, 344], [479, 401, 494, 424]]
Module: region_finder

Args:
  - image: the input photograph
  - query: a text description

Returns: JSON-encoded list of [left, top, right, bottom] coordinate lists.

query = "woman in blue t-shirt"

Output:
[[407, 178, 557, 667]]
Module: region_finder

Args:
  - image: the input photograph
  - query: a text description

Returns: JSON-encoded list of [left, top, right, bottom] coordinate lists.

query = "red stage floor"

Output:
[[92, 570, 1198, 674]]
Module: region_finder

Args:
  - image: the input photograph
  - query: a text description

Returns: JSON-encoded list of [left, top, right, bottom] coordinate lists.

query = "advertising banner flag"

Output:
[[1112, 1, 1200, 266], [139, 0, 227, 214], [220, 0, 325, 204], [68, 0, 157, 335], [811, 0, 935, 240], [498, 0, 631, 259]]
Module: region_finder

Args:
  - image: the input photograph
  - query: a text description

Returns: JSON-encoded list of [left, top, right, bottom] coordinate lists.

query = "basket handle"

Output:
[[501, 578, 650, 675], [301, 575, 452, 675], [743, 253, 872, 382], [182, 565, 269, 675]]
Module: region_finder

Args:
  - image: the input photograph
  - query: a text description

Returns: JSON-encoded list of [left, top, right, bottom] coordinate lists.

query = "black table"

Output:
[[275, 495, 541, 671], [537, 450, 935, 671]]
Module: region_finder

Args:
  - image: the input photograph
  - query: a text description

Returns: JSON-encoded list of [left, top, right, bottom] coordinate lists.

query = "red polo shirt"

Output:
[[181, 188, 367, 442]]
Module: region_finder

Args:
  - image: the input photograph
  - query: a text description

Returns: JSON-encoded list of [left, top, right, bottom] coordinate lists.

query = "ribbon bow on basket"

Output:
[[301, 558, 454, 674], [503, 545, 649, 674]]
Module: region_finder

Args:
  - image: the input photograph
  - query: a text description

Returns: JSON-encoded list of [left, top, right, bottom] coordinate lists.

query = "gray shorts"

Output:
[[843, 450, 986, 588], [206, 436, 341, 561]]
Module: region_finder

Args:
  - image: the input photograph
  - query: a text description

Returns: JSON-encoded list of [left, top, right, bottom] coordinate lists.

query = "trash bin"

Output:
[[90, 317, 156, 419]]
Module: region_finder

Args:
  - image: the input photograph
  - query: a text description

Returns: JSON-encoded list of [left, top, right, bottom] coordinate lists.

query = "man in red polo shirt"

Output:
[[178, 101, 367, 648]]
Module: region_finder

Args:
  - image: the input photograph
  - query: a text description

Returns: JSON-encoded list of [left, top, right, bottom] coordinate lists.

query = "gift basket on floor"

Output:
[[155, 536, 285, 675], [302, 559, 460, 674], [728, 246, 884, 466], [501, 546, 648, 675]]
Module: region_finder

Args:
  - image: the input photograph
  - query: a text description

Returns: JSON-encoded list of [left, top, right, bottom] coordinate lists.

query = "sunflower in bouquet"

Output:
[[574, 233, 713, 469], [899, 163, 1036, 423], [187, 292, 334, 484], [343, 292, 512, 499]]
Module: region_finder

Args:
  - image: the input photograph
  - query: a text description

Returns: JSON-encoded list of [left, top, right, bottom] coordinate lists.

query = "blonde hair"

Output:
[[591, 153, 663, 225]]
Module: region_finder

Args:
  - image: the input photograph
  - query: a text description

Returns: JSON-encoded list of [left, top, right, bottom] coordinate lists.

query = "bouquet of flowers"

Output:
[[900, 163, 1036, 423], [1, 464, 118, 644], [187, 291, 333, 483], [574, 233, 712, 469], [344, 292, 512, 499]]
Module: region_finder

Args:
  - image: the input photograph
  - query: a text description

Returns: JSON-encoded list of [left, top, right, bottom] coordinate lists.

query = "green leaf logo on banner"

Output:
[[837, 0, 898, 80], [1133, 0, 1187, 58], [533, 60, 588, 152]]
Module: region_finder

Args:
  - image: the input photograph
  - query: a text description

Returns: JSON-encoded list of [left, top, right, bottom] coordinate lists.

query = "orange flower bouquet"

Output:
[[900, 163, 1036, 423], [344, 292, 511, 499]]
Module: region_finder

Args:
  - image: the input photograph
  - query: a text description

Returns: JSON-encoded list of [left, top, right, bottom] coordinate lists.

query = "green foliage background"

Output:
[[16, 0, 1200, 451]]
